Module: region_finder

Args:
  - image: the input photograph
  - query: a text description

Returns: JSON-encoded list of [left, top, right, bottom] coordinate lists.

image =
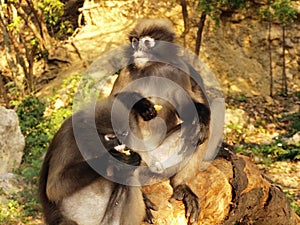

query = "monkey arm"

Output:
[[46, 145, 142, 203], [166, 100, 210, 223], [109, 149, 141, 166], [192, 102, 211, 145], [174, 95, 211, 146], [44, 116, 110, 202]]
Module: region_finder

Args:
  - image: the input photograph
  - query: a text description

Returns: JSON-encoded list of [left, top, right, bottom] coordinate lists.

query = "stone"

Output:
[[286, 131, 300, 146], [0, 106, 25, 174]]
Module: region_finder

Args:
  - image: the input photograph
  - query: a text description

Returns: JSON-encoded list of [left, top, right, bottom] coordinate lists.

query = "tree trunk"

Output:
[[195, 12, 207, 56], [282, 25, 288, 96], [180, 0, 189, 47], [142, 143, 300, 225], [14, 1, 53, 57], [267, 0, 273, 97], [0, 72, 10, 108]]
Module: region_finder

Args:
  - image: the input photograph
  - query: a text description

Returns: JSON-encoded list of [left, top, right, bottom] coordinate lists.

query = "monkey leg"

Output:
[[59, 219, 78, 225], [193, 102, 210, 145], [169, 140, 208, 224]]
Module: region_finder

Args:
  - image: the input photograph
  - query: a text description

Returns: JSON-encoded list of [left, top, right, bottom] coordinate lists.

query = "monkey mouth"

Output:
[[133, 50, 147, 58], [133, 51, 149, 65]]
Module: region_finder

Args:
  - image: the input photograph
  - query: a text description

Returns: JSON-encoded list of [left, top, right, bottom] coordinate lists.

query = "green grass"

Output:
[[0, 74, 81, 223]]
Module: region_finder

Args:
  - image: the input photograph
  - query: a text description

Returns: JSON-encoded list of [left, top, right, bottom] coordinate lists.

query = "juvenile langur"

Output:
[[110, 19, 211, 224], [39, 92, 157, 225]]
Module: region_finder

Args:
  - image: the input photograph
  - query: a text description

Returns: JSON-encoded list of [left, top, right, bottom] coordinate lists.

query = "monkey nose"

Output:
[[134, 50, 146, 58]]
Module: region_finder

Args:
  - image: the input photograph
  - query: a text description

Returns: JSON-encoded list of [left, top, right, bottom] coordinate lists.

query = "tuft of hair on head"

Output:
[[129, 18, 175, 42]]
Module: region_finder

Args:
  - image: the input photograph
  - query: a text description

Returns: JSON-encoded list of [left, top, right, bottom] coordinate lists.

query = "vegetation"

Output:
[[0, 75, 80, 224], [226, 92, 300, 161], [225, 92, 300, 215], [0, 0, 299, 223], [0, 0, 73, 100]]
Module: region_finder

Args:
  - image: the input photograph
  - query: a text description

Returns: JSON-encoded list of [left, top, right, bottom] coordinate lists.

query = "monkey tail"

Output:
[[38, 155, 65, 225]]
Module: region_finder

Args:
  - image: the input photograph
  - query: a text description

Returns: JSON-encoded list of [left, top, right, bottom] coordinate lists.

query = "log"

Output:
[[142, 143, 300, 225]]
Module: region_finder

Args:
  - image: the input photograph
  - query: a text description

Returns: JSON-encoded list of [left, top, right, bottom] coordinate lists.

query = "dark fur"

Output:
[[39, 93, 157, 225], [110, 19, 211, 224]]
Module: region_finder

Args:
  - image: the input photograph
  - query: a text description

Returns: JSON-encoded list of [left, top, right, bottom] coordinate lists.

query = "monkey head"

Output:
[[127, 19, 178, 68]]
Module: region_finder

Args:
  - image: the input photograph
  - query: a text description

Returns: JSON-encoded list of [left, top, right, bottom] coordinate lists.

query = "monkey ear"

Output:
[[129, 31, 138, 42]]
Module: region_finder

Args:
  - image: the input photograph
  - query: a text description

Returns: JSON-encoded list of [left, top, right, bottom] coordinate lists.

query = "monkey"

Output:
[[38, 92, 158, 225], [109, 19, 211, 224]]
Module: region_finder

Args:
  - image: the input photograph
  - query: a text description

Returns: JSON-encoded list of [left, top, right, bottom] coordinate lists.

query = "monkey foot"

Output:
[[143, 193, 158, 224], [171, 184, 200, 225]]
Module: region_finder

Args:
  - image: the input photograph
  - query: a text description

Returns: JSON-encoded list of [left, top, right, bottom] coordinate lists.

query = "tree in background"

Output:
[[193, 0, 247, 56], [182, 0, 296, 96], [259, 0, 296, 96], [272, 0, 296, 96], [0, 0, 68, 104], [260, 0, 275, 97]]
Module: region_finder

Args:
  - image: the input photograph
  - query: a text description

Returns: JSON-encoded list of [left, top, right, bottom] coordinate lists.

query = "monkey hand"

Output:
[[115, 92, 157, 121], [133, 98, 157, 121], [170, 184, 200, 225]]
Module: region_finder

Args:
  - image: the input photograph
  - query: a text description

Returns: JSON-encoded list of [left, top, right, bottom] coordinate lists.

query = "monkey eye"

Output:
[[141, 36, 155, 48], [131, 37, 139, 49], [104, 134, 116, 141]]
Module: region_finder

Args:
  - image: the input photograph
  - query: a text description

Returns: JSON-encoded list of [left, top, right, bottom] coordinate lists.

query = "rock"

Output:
[[0, 173, 21, 195], [225, 108, 248, 127], [0, 106, 25, 174], [0, 173, 25, 206], [286, 131, 300, 145]]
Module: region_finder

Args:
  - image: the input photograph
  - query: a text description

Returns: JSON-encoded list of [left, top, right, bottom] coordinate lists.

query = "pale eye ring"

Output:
[[131, 37, 139, 49], [142, 37, 155, 48]]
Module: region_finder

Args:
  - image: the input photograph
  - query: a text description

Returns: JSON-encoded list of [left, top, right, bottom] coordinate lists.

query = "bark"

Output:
[[180, 0, 189, 47], [195, 12, 207, 56], [14, 0, 53, 56], [267, 2, 273, 97], [142, 143, 300, 225], [282, 25, 288, 96], [0, 72, 10, 108]]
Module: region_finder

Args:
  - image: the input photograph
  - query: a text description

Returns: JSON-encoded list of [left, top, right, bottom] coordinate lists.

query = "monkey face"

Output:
[[102, 133, 141, 167], [128, 20, 177, 68], [130, 36, 156, 68]]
